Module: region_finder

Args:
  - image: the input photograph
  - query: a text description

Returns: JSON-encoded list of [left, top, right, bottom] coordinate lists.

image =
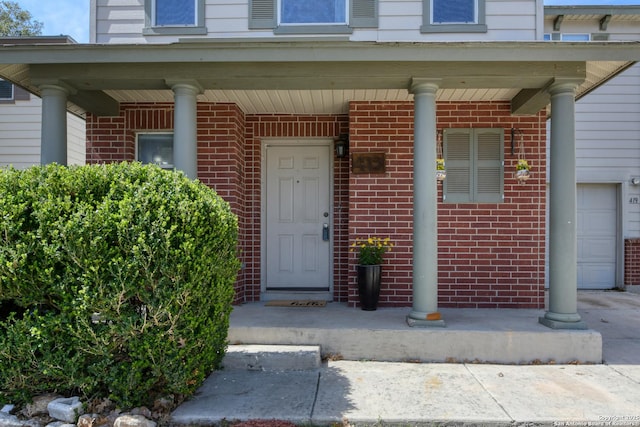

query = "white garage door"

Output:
[[577, 184, 618, 289]]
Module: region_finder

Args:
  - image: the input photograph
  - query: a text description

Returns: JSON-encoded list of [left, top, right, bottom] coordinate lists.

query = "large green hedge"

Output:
[[0, 163, 240, 407]]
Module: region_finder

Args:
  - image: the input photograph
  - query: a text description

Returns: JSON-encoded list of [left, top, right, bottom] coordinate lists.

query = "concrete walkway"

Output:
[[576, 290, 640, 364], [171, 291, 640, 426]]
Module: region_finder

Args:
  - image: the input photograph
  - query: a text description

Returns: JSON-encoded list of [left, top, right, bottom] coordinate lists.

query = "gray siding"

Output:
[[539, 13, 640, 288], [575, 64, 640, 237], [0, 99, 40, 168], [543, 17, 640, 238], [67, 112, 87, 166], [0, 96, 86, 169], [94, 0, 539, 43]]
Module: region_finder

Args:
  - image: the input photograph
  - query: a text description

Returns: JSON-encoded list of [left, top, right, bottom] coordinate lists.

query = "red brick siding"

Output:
[[87, 104, 175, 164], [348, 101, 547, 309], [196, 104, 247, 302], [86, 101, 547, 309], [86, 110, 133, 163], [348, 102, 415, 307], [625, 238, 640, 286]]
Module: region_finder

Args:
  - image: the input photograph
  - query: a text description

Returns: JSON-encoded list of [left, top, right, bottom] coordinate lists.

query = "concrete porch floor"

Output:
[[225, 290, 640, 365]]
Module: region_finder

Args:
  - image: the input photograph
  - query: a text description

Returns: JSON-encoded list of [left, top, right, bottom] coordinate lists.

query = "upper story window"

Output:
[[0, 80, 29, 104], [249, 0, 377, 33], [155, 0, 196, 26], [0, 80, 14, 101], [433, 0, 475, 24], [280, 0, 347, 25], [421, 0, 487, 33], [143, 0, 207, 36], [544, 33, 591, 41]]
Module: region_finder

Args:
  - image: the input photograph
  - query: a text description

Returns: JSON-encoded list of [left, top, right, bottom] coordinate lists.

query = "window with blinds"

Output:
[[443, 128, 504, 203], [0, 80, 14, 100]]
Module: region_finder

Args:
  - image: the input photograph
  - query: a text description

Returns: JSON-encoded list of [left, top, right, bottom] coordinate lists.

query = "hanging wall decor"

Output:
[[352, 152, 386, 174], [514, 129, 531, 183], [436, 130, 446, 181]]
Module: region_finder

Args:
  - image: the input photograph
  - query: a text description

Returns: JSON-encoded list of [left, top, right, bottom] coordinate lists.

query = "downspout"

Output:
[[536, 0, 545, 41]]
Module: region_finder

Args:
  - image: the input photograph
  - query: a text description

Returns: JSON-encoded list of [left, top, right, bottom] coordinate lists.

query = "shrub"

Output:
[[0, 163, 240, 408]]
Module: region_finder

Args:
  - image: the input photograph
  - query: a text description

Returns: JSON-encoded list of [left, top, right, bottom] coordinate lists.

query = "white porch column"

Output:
[[539, 80, 587, 330], [407, 79, 445, 327], [169, 81, 201, 179], [40, 84, 69, 165]]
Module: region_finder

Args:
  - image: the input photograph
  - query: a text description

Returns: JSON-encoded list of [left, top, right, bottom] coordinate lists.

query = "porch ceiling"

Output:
[[105, 87, 521, 115], [0, 40, 638, 117]]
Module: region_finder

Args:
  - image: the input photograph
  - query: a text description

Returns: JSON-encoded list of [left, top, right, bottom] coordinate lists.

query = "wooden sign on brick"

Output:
[[352, 152, 386, 174]]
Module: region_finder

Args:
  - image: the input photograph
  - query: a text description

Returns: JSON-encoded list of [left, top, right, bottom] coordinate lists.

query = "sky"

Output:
[[13, 0, 640, 45], [16, 0, 90, 43]]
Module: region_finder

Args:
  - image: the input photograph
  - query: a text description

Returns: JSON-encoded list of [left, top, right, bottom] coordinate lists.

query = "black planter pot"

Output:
[[356, 264, 382, 311]]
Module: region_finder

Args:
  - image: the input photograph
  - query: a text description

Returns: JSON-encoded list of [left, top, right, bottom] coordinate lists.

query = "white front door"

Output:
[[263, 141, 332, 294], [577, 184, 618, 289]]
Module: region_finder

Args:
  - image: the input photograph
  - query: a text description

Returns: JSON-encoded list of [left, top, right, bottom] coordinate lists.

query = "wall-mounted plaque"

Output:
[[352, 152, 386, 174]]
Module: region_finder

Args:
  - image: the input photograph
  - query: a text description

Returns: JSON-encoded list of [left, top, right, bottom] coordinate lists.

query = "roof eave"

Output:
[[1, 40, 640, 64]]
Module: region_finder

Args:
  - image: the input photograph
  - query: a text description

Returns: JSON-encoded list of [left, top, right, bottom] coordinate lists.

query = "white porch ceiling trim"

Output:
[[105, 88, 522, 115]]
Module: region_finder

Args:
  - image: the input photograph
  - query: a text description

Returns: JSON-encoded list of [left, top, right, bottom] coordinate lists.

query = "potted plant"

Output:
[[436, 158, 446, 181], [351, 237, 394, 310], [516, 158, 531, 182]]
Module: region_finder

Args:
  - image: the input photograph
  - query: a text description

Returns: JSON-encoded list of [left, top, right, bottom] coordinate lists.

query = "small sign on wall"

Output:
[[352, 152, 386, 174]]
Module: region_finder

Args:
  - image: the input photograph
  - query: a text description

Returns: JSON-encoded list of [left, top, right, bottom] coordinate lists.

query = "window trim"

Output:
[[275, 0, 352, 34], [0, 80, 30, 104], [421, 0, 487, 33], [143, 0, 207, 36], [274, 25, 353, 35], [0, 79, 15, 102], [279, 0, 348, 26], [544, 33, 598, 41], [443, 128, 504, 204], [136, 132, 175, 169], [559, 33, 591, 41], [249, 0, 376, 32]]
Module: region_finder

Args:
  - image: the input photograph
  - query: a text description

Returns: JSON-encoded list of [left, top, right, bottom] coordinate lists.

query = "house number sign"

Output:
[[630, 197, 639, 205], [352, 152, 386, 174]]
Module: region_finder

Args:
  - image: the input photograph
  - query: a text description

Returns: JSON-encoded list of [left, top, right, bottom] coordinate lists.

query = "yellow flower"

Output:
[[352, 236, 394, 265]]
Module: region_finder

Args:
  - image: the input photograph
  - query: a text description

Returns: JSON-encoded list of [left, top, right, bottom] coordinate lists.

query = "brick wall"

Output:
[[196, 104, 247, 302], [348, 102, 415, 307], [86, 109, 134, 163], [625, 238, 640, 286], [87, 101, 547, 309], [348, 101, 547, 309]]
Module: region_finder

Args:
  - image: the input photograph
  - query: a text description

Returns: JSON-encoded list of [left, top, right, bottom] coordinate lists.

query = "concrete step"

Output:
[[223, 344, 321, 371]]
